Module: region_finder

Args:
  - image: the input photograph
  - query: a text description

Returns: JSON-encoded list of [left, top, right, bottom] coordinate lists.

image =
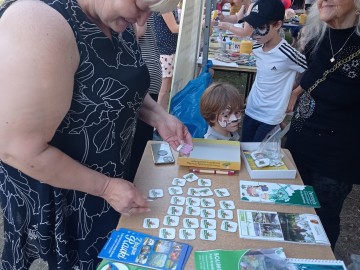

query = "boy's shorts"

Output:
[[160, 54, 175, 78]]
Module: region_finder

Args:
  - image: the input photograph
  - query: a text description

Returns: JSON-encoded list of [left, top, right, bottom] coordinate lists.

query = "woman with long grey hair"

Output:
[[286, 0, 360, 250]]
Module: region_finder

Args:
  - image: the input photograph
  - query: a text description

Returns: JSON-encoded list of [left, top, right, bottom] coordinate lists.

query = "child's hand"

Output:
[[286, 93, 297, 113], [286, 91, 300, 112], [286, 86, 304, 113]]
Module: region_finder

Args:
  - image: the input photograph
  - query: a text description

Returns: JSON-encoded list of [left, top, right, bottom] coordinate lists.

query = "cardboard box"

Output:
[[241, 142, 297, 179], [177, 139, 241, 170]]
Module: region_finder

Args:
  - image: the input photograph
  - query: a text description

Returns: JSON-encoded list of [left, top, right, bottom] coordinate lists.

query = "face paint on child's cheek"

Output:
[[218, 119, 228, 128], [228, 113, 240, 124], [218, 111, 241, 128], [218, 108, 231, 128], [252, 24, 270, 37]]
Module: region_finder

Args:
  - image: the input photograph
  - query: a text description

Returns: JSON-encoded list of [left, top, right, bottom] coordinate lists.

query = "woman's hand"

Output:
[[138, 94, 192, 150], [156, 114, 192, 151], [101, 178, 150, 216]]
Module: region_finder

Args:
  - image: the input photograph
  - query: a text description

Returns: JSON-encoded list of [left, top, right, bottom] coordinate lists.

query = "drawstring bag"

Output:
[[170, 60, 213, 138]]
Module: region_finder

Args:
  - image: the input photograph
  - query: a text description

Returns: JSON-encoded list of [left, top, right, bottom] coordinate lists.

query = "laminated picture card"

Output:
[[177, 138, 241, 171]]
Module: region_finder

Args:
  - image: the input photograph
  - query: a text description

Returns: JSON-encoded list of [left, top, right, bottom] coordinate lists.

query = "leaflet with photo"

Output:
[[240, 180, 320, 208], [195, 247, 287, 270], [98, 228, 192, 270], [237, 210, 330, 245], [96, 259, 148, 270]]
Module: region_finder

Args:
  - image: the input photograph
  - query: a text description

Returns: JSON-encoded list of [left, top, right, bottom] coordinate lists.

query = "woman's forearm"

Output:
[[221, 23, 252, 37], [162, 12, 179, 33], [223, 14, 239, 23], [1, 142, 110, 197], [138, 94, 167, 128]]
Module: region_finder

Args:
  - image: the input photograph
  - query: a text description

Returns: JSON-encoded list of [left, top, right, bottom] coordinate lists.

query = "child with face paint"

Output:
[[200, 83, 243, 141], [240, 0, 307, 142]]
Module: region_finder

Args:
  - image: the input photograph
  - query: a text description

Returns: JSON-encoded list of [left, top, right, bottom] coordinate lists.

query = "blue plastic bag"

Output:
[[170, 60, 213, 138]]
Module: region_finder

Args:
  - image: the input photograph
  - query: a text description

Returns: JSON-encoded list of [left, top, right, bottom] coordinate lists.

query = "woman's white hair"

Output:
[[145, 0, 179, 13], [301, 0, 360, 53]]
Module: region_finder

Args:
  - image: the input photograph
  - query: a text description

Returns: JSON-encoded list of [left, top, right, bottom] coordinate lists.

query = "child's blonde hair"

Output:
[[200, 83, 243, 127]]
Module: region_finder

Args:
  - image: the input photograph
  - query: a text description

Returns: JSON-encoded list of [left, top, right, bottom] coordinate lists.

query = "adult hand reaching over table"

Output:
[[157, 113, 192, 150], [138, 94, 193, 151], [100, 178, 150, 216]]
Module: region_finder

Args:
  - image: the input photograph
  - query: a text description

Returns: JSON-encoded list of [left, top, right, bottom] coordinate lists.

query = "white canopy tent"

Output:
[[169, 0, 217, 101]]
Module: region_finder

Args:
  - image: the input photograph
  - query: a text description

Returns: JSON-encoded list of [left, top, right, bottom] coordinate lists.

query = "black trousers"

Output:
[[297, 167, 353, 250]]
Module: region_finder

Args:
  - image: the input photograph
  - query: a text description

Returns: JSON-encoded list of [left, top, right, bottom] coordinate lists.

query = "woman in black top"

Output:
[[0, 0, 190, 269], [286, 0, 360, 250]]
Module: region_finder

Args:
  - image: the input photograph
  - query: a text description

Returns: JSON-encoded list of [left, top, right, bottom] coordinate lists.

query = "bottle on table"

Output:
[[240, 40, 253, 54], [221, 36, 227, 52], [299, 13, 307, 25]]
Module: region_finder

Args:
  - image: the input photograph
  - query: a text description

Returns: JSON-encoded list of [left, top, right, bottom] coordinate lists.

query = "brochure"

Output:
[[195, 247, 287, 270], [98, 228, 192, 270], [286, 258, 347, 269], [237, 210, 330, 245], [97, 259, 148, 270], [240, 180, 321, 208]]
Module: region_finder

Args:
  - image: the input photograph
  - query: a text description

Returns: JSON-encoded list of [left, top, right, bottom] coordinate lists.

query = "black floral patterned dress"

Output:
[[0, 0, 149, 269]]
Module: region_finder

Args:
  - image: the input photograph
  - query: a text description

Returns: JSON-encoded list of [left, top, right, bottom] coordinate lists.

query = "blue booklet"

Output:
[[98, 228, 192, 270]]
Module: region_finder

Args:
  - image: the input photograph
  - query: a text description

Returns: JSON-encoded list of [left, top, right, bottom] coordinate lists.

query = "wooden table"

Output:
[[118, 142, 335, 269]]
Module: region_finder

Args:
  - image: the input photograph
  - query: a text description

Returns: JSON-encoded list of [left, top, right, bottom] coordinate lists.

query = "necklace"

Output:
[[329, 29, 355, 63]]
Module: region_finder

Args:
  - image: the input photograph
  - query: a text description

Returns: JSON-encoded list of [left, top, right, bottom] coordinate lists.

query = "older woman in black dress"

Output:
[[286, 0, 360, 250]]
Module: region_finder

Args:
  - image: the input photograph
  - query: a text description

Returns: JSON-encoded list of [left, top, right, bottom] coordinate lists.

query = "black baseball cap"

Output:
[[243, 0, 285, 28]]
